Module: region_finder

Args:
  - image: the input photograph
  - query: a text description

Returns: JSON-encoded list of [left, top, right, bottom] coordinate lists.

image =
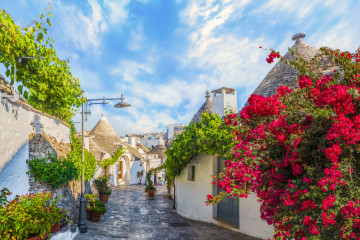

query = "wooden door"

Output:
[[118, 161, 123, 179], [217, 157, 239, 226]]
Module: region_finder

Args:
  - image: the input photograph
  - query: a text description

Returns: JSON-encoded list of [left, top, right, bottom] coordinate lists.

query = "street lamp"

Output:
[[78, 92, 131, 233]]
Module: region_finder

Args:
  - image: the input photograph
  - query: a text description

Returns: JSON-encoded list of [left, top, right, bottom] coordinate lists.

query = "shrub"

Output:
[[27, 155, 79, 189], [0, 192, 64, 239], [84, 194, 106, 215], [94, 175, 112, 195], [208, 48, 360, 239]]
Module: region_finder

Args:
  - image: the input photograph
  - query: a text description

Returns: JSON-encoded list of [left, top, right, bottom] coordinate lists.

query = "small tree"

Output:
[[137, 170, 144, 184]]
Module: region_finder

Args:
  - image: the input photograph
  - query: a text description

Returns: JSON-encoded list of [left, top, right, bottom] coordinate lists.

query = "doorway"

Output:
[[217, 157, 239, 226], [118, 161, 123, 179]]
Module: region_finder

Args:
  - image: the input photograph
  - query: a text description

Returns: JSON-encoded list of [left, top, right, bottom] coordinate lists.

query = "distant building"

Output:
[[167, 123, 185, 140]]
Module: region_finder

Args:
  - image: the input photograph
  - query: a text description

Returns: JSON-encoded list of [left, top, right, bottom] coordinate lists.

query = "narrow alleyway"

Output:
[[73, 185, 260, 240]]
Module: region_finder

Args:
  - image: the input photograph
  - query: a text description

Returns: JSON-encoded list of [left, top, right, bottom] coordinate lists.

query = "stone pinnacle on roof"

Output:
[[292, 32, 306, 43], [242, 32, 323, 110], [91, 115, 119, 138], [191, 90, 213, 123]]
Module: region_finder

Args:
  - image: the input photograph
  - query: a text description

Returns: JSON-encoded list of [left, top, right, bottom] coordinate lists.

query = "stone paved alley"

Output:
[[73, 185, 260, 240]]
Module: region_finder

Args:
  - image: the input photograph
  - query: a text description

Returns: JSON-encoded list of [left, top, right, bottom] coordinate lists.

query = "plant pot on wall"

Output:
[[99, 194, 110, 203], [27, 232, 49, 240], [147, 189, 155, 197], [89, 210, 101, 222], [51, 223, 61, 234]]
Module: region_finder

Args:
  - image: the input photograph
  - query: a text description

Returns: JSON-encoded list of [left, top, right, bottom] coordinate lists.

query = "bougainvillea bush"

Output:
[[207, 47, 360, 239]]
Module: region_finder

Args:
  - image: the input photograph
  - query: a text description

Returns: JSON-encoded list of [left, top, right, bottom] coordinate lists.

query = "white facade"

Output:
[[0, 93, 71, 199], [175, 155, 217, 223], [167, 124, 185, 140], [175, 154, 274, 239], [211, 87, 238, 117]]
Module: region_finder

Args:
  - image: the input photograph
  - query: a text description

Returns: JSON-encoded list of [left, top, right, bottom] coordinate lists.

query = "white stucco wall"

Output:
[[212, 91, 238, 117], [0, 96, 70, 198], [175, 154, 217, 224], [129, 160, 145, 184], [239, 193, 274, 239]]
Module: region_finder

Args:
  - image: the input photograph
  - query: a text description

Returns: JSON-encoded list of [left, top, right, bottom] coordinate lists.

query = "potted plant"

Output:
[[145, 169, 156, 197], [94, 175, 112, 203], [85, 194, 106, 222], [158, 176, 163, 185], [137, 170, 144, 185], [50, 207, 68, 234], [0, 191, 60, 240], [166, 193, 173, 200]]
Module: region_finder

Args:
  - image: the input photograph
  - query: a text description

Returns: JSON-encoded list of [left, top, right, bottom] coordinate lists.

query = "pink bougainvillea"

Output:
[[207, 48, 360, 239]]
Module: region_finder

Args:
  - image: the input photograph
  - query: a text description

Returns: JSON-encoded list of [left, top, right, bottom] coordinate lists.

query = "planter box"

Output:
[[99, 194, 110, 203], [89, 210, 101, 222], [51, 223, 61, 233], [147, 189, 155, 197]]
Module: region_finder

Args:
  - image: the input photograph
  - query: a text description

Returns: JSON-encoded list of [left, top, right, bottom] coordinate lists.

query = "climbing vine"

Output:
[[164, 113, 234, 179], [97, 148, 126, 169], [0, 7, 83, 121], [67, 125, 97, 181]]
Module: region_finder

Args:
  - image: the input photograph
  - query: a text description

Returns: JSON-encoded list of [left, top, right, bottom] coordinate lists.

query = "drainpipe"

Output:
[[172, 177, 176, 209]]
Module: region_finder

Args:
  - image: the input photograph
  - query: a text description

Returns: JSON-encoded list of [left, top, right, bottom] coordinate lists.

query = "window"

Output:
[[188, 165, 195, 181]]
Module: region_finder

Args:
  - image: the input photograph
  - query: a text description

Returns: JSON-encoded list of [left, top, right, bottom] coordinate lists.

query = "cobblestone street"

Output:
[[73, 185, 260, 240]]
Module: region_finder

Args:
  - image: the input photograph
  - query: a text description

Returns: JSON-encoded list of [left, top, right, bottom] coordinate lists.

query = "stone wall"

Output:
[[0, 76, 81, 221], [28, 134, 81, 222]]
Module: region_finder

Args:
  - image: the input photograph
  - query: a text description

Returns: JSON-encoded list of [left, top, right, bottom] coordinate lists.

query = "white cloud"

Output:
[[54, 0, 132, 53], [110, 60, 153, 83], [103, 0, 130, 25], [127, 23, 146, 51]]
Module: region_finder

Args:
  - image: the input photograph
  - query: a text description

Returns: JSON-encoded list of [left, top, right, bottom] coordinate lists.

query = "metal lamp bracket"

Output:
[[1, 90, 19, 104]]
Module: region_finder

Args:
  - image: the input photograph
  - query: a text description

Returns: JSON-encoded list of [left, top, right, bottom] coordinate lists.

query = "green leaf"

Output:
[[17, 85, 23, 94]]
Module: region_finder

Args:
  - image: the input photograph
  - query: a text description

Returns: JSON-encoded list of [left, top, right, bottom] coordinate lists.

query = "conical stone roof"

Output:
[[191, 90, 212, 123], [89, 114, 124, 157], [91, 114, 119, 138], [250, 33, 321, 100]]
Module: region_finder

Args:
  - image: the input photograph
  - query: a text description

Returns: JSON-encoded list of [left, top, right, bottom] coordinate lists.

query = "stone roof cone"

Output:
[[248, 32, 322, 102], [148, 135, 167, 159], [191, 90, 212, 123], [91, 114, 119, 138]]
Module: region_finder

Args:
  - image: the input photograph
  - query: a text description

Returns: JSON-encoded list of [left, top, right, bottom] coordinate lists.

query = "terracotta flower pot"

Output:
[[27, 231, 49, 240], [89, 210, 101, 222], [51, 222, 61, 233], [99, 194, 110, 203], [147, 189, 155, 197]]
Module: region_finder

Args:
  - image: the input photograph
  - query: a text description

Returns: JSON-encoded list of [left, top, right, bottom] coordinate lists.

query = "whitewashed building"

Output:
[[85, 115, 147, 187], [175, 89, 273, 239], [174, 33, 336, 239]]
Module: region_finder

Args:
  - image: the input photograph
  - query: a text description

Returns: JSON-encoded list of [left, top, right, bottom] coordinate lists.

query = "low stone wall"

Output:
[[0, 76, 81, 221]]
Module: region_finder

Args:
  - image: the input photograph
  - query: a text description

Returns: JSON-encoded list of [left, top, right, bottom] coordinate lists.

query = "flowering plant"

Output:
[[84, 194, 106, 215], [207, 47, 360, 239], [0, 188, 11, 207], [0, 192, 64, 239]]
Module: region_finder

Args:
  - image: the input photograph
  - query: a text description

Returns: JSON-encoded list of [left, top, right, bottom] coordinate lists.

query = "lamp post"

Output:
[[78, 92, 131, 233]]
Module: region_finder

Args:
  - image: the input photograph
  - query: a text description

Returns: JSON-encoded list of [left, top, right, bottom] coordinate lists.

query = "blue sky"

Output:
[[1, 0, 359, 136]]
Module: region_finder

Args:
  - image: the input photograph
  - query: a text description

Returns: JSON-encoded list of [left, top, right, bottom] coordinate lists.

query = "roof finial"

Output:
[[205, 90, 210, 99], [292, 32, 306, 43], [102, 113, 105, 117]]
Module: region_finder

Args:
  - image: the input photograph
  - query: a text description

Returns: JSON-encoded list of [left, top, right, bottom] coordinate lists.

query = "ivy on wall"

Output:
[[67, 125, 97, 181], [0, 8, 83, 121], [164, 113, 234, 178], [26, 155, 78, 189]]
